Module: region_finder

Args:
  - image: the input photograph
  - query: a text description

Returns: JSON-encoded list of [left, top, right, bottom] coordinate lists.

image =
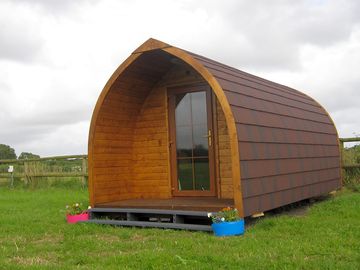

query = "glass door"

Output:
[[168, 85, 215, 196]]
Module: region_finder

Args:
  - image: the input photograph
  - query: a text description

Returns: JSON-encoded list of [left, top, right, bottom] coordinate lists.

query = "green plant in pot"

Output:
[[65, 203, 90, 223], [208, 207, 245, 236]]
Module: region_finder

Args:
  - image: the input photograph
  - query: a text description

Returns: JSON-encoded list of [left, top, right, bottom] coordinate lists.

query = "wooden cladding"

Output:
[[90, 51, 237, 204], [132, 86, 170, 199], [215, 99, 233, 199], [190, 50, 341, 216], [89, 38, 341, 217], [90, 51, 173, 204]]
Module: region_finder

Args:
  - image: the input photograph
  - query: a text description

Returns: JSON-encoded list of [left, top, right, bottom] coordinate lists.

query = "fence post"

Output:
[[340, 139, 344, 185], [82, 157, 87, 188], [8, 165, 14, 188], [24, 160, 29, 186]]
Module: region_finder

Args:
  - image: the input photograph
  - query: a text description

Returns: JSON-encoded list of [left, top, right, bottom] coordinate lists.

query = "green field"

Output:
[[0, 187, 359, 269]]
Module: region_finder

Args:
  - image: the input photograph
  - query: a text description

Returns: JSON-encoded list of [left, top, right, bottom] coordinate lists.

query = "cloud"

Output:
[[0, 2, 43, 62], [179, 0, 360, 71], [11, 0, 99, 14], [7, 121, 90, 157], [0, 0, 360, 156]]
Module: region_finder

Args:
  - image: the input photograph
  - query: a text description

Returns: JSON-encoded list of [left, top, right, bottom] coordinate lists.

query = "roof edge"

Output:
[[133, 38, 172, 54]]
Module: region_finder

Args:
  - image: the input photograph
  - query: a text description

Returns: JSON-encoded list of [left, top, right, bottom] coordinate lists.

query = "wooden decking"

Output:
[[96, 197, 234, 212]]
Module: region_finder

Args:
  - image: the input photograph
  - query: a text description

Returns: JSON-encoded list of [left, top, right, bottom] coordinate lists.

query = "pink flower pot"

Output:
[[66, 212, 89, 223]]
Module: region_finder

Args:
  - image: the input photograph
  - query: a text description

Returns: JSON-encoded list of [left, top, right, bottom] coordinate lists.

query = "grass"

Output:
[[0, 188, 359, 269]]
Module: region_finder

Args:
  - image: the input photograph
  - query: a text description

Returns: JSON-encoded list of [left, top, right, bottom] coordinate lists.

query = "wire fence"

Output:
[[0, 137, 359, 188], [0, 155, 87, 188]]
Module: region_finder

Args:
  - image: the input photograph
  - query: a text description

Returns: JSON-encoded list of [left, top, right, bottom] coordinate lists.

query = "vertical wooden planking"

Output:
[[215, 99, 234, 199]]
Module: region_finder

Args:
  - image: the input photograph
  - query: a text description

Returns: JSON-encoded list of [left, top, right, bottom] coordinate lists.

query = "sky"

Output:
[[1, 0, 360, 157]]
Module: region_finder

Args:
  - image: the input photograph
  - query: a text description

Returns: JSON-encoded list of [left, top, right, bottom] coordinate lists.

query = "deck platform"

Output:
[[87, 198, 234, 231]]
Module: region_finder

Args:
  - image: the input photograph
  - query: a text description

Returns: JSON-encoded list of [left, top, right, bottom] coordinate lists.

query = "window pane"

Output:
[[176, 126, 192, 157], [175, 93, 191, 126], [194, 158, 210, 190], [193, 124, 208, 157], [177, 159, 193, 190], [191, 92, 207, 125]]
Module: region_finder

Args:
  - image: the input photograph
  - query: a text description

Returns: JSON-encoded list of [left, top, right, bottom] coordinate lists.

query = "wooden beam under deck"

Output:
[[95, 197, 234, 212]]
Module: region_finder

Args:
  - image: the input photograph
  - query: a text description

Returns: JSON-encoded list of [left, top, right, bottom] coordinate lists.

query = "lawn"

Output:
[[0, 188, 359, 269]]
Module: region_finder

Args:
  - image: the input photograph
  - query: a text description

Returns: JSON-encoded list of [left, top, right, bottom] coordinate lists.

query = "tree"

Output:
[[0, 144, 17, 160], [18, 152, 40, 160]]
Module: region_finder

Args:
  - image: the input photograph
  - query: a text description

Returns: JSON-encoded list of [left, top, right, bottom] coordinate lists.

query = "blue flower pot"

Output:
[[211, 219, 245, 237]]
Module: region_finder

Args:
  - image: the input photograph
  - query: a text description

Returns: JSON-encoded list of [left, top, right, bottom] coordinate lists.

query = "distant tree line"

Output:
[[0, 144, 40, 160]]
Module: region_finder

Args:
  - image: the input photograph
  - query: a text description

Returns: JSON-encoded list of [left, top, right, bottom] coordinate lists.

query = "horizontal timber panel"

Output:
[[131, 186, 170, 194], [94, 167, 132, 175], [219, 80, 324, 114], [240, 157, 340, 179], [94, 192, 134, 204], [131, 172, 168, 180], [94, 175, 131, 182], [93, 153, 132, 161], [243, 179, 340, 216], [95, 126, 134, 134], [133, 146, 167, 154], [219, 149, 231, 157], [239, 142, 340, 161], [130, 192, 171, 199], [93, 160, 133, 168], [218, 134, 230, 143], [218, 168, 232, 178], [94, 140, 133, 148], [133, 127, 167, 135], [94, 180, 129, 189], [94, 185, 126, 195], [93, 147, 133, 155], [133, 153, 168, 160], [232, 106, 336, 134], [94, 132, 133, 141], [136, 112, 166, 121], [102, 94, 145, 106], [225, 91, 331, 124], [209, 71, 320, 108], [191, 54, 311, 101], [102, 95, 144, 110], [134, 130, 167, 142], [133, 139, 167, 147], [119, 69, 161, 83], [107, 85, 150, 100], [98, 106, 141, 116], [236, 124, 338, 145], [242, 167, 340, 198], [96, 114, 135, 125], [132, 166, 168, 173], [135, 120, 167, 128]]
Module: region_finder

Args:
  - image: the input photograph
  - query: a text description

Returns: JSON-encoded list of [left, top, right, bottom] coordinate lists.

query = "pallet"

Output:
[[86, 208, 213, 231]]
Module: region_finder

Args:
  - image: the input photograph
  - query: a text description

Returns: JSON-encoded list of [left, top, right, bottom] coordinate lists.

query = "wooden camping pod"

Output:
[[88, 38, 341, 217]]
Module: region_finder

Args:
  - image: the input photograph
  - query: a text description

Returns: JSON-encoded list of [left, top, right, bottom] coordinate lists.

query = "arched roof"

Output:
[[89, 38, 341, 216]]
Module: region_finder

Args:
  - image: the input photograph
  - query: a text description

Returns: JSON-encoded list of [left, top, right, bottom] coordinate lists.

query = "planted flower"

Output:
[[65, 203, 91, 223], [208, 207, 241, 223], [208, 207, 245, 237]]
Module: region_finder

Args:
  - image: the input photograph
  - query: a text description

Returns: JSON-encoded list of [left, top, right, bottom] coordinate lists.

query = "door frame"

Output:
[[167, 83, 216, 197]]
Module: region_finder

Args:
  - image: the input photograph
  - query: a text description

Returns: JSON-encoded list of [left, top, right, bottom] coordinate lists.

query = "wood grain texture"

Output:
[[189, 49, 341, 216], [89, 39, 340, 217], [89, 50, 173, 205], [163, 46, 244, 217], [132, 86, 170, 199], [215, 99, 233, 199]]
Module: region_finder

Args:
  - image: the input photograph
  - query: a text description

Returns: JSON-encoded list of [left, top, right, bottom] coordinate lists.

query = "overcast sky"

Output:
[[1, 0, 360, 157]]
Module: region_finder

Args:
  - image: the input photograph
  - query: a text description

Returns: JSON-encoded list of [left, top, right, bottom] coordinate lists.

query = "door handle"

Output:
[[202, 130, 212, 147]]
